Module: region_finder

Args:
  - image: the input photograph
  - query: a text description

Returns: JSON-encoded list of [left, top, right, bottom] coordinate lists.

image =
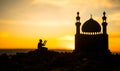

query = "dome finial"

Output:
[[102, 11, 107, 22], [90, 14, 92, 19], [76, 12, 80, 22]]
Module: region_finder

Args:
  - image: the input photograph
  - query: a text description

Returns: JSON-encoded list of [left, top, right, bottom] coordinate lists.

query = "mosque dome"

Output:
[[82, 18, 101, 32]]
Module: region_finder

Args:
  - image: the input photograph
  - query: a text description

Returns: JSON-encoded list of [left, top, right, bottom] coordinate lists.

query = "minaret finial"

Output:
[[103, 11, 106, 16], [76, 12, 80, 22], [102, 11, 108, 34], [102, 11, 107, 22], [75, 12, 81, 34], [77, 12, 79, 15]]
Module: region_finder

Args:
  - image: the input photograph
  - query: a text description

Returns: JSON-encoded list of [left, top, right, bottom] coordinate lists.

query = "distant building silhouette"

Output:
[[74, 12, 111, 56]]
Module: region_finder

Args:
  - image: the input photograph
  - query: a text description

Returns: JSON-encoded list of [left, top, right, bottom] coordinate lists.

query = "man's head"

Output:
[[39, 39, 42, 42]]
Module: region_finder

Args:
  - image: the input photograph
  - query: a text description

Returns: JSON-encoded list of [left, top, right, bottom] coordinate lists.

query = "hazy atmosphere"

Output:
[[0, 0, 120, 52]]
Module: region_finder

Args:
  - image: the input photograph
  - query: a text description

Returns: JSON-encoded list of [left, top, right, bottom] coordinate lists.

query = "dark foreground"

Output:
[[0, 49, 120, 71]]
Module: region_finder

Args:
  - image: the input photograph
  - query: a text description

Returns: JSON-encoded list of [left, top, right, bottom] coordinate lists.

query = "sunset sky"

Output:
[[0, 0, 120, 52]]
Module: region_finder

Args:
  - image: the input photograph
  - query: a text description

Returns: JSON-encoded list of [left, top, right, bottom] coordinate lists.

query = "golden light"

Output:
[[0, 0, 120, 52], [58, 35, 74, 50], [0, 33, 9, 38]]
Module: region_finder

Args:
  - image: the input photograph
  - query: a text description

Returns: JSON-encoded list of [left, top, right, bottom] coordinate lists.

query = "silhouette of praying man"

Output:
[[38, 39, 47, 49]]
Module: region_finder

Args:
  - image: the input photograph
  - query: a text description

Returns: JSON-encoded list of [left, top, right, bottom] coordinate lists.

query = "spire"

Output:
[[76, 12, 80, 22], [102, 11, 107, 34], [90, 14, 92, 19], [75, 12, 81, 34], [102, 11, 107, 22]]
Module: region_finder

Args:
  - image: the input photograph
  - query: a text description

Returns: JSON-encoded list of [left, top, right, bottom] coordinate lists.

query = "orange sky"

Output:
[[0, 0, 120, 52]]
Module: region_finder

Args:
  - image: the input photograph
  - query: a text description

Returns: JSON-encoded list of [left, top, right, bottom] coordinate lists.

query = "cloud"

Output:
[[32, 0, 69, 6], [0, 0, 32, 11], [0, 0, 65, 21], [109, 0, 120, 5], [104, 0, 120, 12], [0, 0, 33, 19]]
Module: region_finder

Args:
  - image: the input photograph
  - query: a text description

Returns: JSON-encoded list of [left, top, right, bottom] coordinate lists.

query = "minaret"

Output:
[[102, 11, 107, 34], [75, 12, 81, 35], [74, 12, 81, 53], [102, 11, 110, 55]]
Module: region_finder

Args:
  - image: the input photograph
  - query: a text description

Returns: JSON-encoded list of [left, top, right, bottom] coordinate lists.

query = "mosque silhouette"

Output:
[[74, 12, 111, 57]]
